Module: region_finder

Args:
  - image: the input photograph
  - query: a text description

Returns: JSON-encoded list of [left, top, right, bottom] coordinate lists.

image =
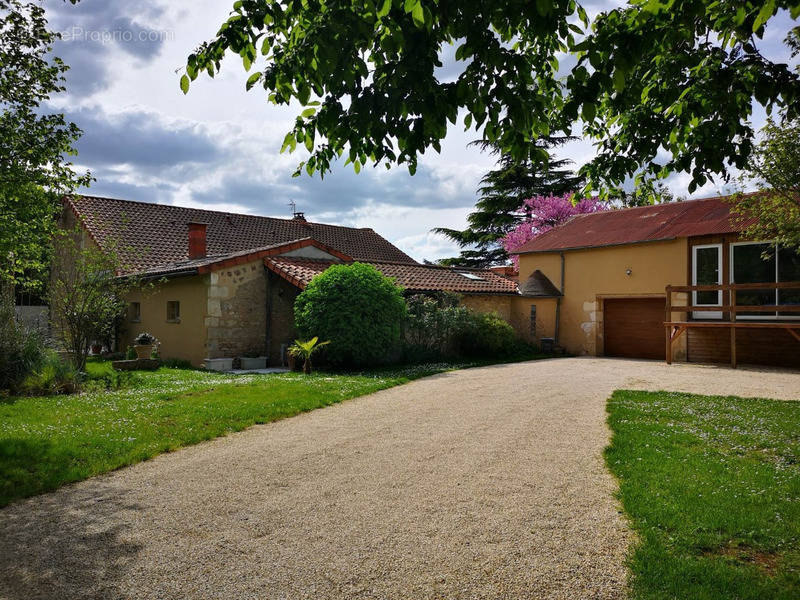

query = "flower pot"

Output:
[[240, 357, 267, 370], [134, 344, 153, 359], [204, 358, 233, 372]]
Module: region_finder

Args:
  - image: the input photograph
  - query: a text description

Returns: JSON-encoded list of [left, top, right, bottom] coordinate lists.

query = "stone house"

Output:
[[64, 196, 529, 367]]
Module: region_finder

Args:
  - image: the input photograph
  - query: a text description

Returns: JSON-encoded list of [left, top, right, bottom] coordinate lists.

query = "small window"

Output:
[[166, 301, 180, 323], [457, 272, 485, 281], [129, 302, 141, 322]]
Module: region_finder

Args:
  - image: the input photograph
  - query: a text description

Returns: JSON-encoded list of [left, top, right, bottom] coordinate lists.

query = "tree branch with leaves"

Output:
[[732, 117, 800, 250], [0, 0, 89, 292], [183, 0, 800, 195]]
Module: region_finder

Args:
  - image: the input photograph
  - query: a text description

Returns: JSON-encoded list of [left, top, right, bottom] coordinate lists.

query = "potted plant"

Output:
[[133, 332, 156, 359], [288, 337, 329, 375]]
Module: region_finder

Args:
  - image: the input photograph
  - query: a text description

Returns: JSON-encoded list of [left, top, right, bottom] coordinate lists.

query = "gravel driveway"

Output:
[[2, 358, 799, 600]]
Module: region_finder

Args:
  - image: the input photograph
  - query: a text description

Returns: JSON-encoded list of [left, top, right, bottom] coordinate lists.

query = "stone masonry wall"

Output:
[[206, 260, 268, 359]]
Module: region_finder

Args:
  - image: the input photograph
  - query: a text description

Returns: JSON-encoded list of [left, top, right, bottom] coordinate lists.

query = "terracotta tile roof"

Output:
[[132, 238, 351, 278], [264, 257, 520, 294], [66, 195, 416, 274], [519, 270, 562, 298], [512, 195, 757, 254]]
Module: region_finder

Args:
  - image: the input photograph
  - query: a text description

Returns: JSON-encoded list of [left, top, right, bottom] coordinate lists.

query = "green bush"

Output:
[[454, 311, 519, 358], [0, 294, 46, 393], [125, 346, 137, 360], [17, 351, 81, 396], [161, 358, 193, 369], [294, 263, 407, 366], [403, 293, 470, 360]]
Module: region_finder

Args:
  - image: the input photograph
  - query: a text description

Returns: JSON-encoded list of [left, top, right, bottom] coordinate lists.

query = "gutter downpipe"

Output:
[[555, 252, 565, 344]]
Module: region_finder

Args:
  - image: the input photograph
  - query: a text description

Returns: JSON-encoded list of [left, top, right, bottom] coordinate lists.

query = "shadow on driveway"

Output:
[[0, 478, 143, 600]]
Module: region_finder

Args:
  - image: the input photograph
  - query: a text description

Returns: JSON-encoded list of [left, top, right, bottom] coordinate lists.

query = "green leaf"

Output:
[[377, 0, 392, 18], [301, 107, 317, 118], [179, 74, 190, 95], [281, 131, 297, 153], [753, 0, 776, 32], [411, 2, 425, 27], [582, 102, 596, 122], [246, 72, 262, 91], [612, 69, 626, 93]]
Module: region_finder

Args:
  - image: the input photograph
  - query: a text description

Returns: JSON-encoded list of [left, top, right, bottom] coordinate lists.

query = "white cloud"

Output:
[[44, 0, 798, 262]]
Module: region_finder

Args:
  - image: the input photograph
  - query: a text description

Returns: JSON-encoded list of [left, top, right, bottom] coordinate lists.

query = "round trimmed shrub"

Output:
[[455, 311, 518, 357], [294, 263, 407, 366]]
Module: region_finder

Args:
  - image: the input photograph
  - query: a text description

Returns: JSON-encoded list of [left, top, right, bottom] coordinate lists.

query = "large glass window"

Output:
[[778, 246, 800, 316], [692, 244, 722, 318], [731, 243, 800, 318]]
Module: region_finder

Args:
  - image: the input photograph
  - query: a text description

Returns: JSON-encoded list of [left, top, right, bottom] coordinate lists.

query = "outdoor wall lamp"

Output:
[[625, 268, 633, 276]]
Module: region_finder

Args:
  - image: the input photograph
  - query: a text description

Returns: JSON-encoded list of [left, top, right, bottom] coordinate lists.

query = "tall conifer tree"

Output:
[[435, 137, 584, 267]]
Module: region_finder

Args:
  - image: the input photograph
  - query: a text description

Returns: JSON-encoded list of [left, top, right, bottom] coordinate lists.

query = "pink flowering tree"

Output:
[[502, 194, 608, 268]]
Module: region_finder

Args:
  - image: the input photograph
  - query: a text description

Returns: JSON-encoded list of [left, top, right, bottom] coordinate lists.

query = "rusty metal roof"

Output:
[[512, 195, 756, 254]]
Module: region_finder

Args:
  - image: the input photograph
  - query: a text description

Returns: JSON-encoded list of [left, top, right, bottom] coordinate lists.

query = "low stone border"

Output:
[[112, 359, 161, 371]]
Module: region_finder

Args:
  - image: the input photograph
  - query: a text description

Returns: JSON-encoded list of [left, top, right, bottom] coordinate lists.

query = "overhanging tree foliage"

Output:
[[0, 0, 87, 291], [732, 118, 800, 250], [435, 137, 584, 267], [184, 1, 800, 194]]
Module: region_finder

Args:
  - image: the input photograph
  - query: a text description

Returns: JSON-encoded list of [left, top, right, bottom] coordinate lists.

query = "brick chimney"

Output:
[[188, 222, 208, 259]]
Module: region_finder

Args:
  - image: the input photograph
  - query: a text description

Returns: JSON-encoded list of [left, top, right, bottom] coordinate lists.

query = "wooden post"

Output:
[[665, 286, 672, 364], [730, 287, 737, 369]]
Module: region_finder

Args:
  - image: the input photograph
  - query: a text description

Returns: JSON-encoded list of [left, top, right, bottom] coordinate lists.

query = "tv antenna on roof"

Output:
[[288, 199, 306, 222]]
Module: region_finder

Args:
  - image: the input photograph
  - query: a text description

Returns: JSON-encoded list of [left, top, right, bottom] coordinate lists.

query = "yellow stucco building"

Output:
[[510, 197, 800, 369]]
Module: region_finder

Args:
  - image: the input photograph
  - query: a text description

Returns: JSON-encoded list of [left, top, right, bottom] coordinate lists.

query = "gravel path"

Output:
[[2, 358, 799, 600]]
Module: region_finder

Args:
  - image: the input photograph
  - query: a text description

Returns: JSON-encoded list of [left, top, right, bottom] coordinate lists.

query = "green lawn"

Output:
[[606, 390, 800, 600], [0, 358, 542, 508]]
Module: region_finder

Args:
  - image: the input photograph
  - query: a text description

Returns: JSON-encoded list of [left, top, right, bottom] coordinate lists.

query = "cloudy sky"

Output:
[[43, 1, 797, 262]]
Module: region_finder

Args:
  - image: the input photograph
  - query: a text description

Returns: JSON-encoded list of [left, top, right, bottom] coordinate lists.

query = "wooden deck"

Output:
[[665, 282, 800, 368]]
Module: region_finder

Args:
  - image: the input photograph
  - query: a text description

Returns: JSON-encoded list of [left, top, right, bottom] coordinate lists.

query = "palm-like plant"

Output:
[[288, 337, 330, 374]]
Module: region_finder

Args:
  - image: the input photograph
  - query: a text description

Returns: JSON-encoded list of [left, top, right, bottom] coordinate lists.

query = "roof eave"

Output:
[[511, 236, 680, 256]]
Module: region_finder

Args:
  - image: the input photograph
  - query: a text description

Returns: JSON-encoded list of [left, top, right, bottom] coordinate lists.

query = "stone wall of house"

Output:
[[206, 259, 268, 359], [266, 272, 301, 366]]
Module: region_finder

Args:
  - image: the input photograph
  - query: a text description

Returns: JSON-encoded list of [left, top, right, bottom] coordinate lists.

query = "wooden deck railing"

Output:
[[665, 281, 800, 368]]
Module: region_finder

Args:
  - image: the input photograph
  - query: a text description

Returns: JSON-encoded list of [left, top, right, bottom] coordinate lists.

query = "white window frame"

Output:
[[692, 243, 723, 319], [729, 240, 800, 321]]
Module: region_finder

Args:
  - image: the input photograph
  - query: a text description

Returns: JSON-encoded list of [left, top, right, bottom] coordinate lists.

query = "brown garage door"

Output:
[[603, 298, 665, 360]]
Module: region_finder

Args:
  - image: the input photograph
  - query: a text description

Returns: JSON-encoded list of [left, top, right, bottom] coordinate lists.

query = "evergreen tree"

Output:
[[434, 137, 584, 267]]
